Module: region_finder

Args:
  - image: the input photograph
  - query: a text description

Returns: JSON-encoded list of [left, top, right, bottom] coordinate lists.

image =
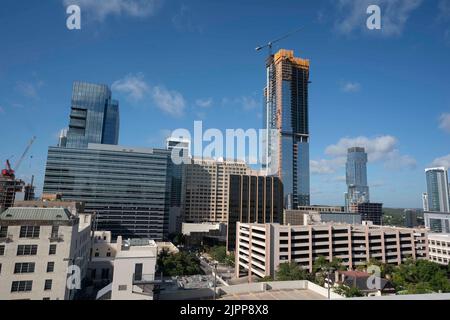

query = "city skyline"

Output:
[[1, 1, 450, 208]]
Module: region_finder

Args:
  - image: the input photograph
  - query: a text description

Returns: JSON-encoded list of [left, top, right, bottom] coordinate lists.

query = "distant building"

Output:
[[264, 49, 310, 209], [227, 174, 283, 252], [235, 222, 428, 279], [0, 176, 25, 213], [333, 270, 396, 296], [166, 137, 190, 235], [283, 210, 361, 226], [181, 222, 227, 248], [43, 143, 172, 240], [66, 81, 119, 149], [404, 209, 418, 228], [424, 211, 450, 233], [428, 233, 450, 266], [181, 158, 250, 224], [0, 207, 92, 300], [345, 147, 370, 209], [425, 167, 449, 213], [297, 205, 345, 213], [350, 202, 383, 226]]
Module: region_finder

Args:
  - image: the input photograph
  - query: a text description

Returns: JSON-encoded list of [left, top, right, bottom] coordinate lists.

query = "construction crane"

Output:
[[255, 26, 304, 56], [1, 136, 36, 178]]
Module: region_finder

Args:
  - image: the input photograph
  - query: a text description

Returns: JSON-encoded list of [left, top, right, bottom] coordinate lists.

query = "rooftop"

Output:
[[220, 289, 325, 300], [0, 207, 72, 221]]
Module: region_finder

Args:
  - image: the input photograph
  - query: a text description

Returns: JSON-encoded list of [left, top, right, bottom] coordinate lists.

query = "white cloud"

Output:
[[195, 98, 213, 108], [172, 4, 203, 33], [334, 0, 422, 37], [341, 81, 361, 93], [222, 95, 260, 111], [152, 86, 186, 117], [312, 135, 416, 175], [112, 73, 150, 100], [432, 154, 450, 168], [438, 0, 450, 21], [439, 113, 450, 133], [63, 0, 162, 21]]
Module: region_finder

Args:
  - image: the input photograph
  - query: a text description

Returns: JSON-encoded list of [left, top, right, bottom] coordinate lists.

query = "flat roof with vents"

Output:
[[0, 207, 73, 222]]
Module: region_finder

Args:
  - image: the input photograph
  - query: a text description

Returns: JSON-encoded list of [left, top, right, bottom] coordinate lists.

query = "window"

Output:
[[49, 244, 57, 255], [43, 297, 50, 300], [44, 280, 52, 291], [106, 252, 111, 257], [20, 226, 40, 238], [17, 245, 38, 256], [94, 252, 99, 257], [47, 262, 55, 273], [118, 285, 127, 291], [0, 245, 5, 256], [101, 268, 109, 279], [0, 226, 8, 238], [14, 263, 35, 274], [0, 263, 2, 274], [11, 281, 33, 293], [51, 225, 59, 238]]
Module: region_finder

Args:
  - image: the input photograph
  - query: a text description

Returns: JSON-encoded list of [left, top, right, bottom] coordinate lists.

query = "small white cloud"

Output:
[[439, 113, 450, 133], [152, 86, 186, 117], [310, 158, 346, 175], [62, 0, 162, 21], [341, 81, 361, 93], [112, 73, 150, 101], [172, 4, 203, 32], [432, 154, 450, 168], [195, 98, 213, 108]]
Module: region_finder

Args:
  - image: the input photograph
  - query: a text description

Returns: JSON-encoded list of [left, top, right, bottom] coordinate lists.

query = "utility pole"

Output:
[[213, 262, 218, 300]]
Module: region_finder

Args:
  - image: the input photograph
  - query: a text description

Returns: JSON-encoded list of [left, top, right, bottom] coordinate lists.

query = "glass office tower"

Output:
[[345, 147, 370, 208], [66, 81, 119, 148], [264, 49, 310, 209], [43, 144, 171, 240], [425, 167, 450, 212]]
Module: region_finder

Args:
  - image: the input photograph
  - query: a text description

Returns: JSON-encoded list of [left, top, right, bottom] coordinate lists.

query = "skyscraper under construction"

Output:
[[264, 49, 310, 209]]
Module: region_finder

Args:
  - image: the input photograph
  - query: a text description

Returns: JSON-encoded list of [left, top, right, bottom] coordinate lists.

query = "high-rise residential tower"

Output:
[[425, 167, 450, 212], [66, 81, 119, 148], [345, 147, 370, 208], [264, 49, 310, 209]]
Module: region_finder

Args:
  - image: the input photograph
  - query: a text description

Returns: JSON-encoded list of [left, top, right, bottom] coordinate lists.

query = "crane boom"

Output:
[[14, 136, 36, 173], [255, 26, 304, 55]]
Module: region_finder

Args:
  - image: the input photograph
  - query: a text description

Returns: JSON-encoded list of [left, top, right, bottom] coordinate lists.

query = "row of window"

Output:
[[0, 262, 55, 275], [0, 244, 57, 256], [10, 280, 52, 293], [0, 226, 60, 239]]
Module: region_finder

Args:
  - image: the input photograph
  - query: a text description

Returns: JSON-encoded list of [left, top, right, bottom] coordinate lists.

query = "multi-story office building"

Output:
[[235, 222, 428, 279], [181, 158, 250, 223], [43, 144, 172, 240], [0, 176, 25, 213], [427, 233, 450, 266], [66, 82, 120, 149], [227, 174, 283, 252], [425, 167, 450, 213], [424, 211, 450, 233], [166, 137, 190, 234], [283, 210, 361, 226], [404, 209, 419, 228], [345, 147, 370, 208], [0, 207, 92, 300], [264, 49, 310, 209], [349, 202, 383, 226]]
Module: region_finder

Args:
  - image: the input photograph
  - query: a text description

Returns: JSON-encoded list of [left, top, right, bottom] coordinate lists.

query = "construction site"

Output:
[[0, 136, 36, 213]]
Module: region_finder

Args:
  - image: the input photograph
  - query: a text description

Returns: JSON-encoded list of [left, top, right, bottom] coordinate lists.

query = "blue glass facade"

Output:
[[66, 82, 119, 148], [425, 168, 450, 212], [345, 147, 370, 207], [43, 144, 171, 240], [265, 50, 310, 209]]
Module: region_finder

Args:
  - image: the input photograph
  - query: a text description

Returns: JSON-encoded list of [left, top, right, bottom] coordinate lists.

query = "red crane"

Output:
[[2, 136, 36, 178]]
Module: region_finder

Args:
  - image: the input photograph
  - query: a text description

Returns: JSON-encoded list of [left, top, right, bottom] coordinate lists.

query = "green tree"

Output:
[[333, 284, 365, 298], [209, 246, 227, 263], [276, 262, 309, 281], [157, 251, 203, 276]]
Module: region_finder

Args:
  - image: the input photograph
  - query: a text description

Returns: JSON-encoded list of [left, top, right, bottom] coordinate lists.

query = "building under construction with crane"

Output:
[[0, 137, 36, 212], [257, 29, 311, 209]]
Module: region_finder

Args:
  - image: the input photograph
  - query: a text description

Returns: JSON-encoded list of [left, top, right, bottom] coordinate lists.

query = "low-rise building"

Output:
[[0, 207, 92, 300], [424, 211, 450, 233], [283, 210, 361, 226], [235, 222, 428, 279], [427, 233, 450, 265]]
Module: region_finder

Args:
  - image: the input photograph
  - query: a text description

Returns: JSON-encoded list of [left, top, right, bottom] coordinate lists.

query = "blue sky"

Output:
[[0, 0, 449, 208]]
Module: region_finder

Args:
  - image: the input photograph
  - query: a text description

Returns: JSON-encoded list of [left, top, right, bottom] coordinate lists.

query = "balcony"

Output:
[[49, 233, 64, 242], [133, 273, 158, 285]]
